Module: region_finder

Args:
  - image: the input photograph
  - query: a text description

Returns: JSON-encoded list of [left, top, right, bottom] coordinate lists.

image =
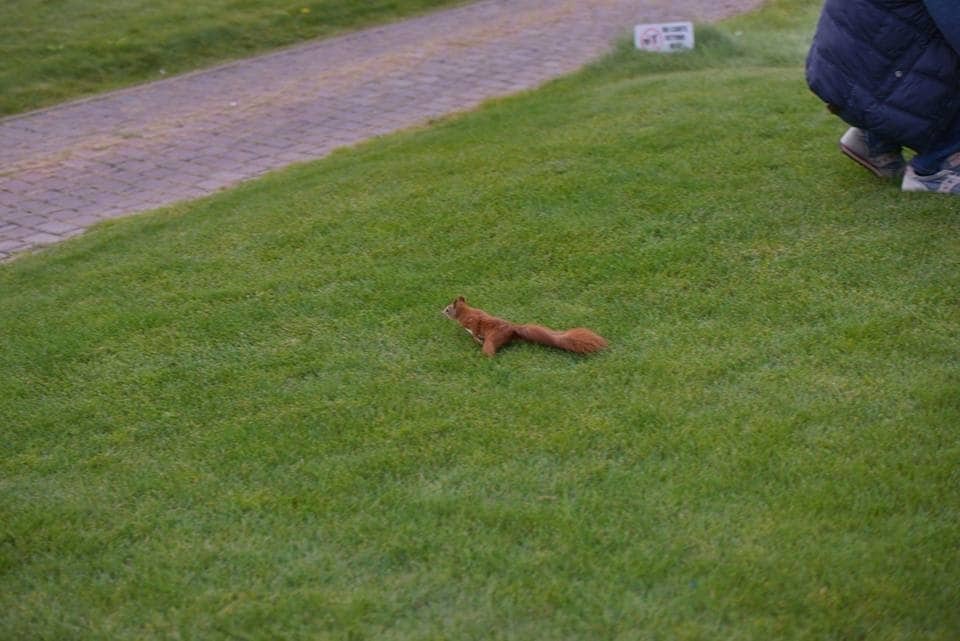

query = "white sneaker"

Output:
[[839, 127, 906, 179], [902, 166, 960, 194]]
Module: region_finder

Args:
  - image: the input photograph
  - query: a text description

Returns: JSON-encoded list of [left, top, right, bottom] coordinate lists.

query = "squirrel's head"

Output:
[[442, 296, 466, 319]]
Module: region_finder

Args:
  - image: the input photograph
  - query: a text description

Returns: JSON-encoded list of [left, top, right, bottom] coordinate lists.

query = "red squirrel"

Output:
[[442, 296, 607, 356]]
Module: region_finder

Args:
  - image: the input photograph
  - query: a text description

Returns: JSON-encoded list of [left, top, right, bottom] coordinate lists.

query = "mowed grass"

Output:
[[2, 1, 959, 639], [0, 0, 465, 116]]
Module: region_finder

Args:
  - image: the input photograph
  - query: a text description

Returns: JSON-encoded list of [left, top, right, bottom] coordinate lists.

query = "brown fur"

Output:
[[442, 296, 607, 357]]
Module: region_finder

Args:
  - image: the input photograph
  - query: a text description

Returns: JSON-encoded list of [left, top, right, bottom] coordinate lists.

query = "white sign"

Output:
[[634, 21, 695, 53]]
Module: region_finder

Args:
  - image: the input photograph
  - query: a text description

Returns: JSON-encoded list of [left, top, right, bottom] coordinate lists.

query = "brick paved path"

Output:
[[0, 0, 760, 261]]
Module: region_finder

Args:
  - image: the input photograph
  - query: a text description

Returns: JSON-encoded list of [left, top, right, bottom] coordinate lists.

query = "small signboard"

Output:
[[634, 21, 695, 53]]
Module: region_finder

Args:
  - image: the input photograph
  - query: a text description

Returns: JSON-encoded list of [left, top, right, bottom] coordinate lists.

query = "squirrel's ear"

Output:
[[456, 296, 465, 304]]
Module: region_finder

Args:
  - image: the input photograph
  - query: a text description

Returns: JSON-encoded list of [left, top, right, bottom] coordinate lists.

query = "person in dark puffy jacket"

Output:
[[806, 0, 960, 195]]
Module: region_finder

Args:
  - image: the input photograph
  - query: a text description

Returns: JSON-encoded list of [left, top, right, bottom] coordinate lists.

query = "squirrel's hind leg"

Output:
[[482, 328, 514, 356]]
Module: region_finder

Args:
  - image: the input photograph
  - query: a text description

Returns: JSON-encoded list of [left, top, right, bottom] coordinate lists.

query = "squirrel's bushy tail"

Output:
[[514, 324, 607, 354]]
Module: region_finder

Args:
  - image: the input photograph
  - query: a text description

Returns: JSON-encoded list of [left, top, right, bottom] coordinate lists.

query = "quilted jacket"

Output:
[[806, 0, 960, 152]]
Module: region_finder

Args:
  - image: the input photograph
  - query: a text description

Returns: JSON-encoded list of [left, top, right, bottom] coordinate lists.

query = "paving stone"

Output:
[[16, 214, 49, 228], [35, 220, 83, 235], [50, 212, 103, 227], [0, 239, 29, 253], [22, 232, 64, 246]]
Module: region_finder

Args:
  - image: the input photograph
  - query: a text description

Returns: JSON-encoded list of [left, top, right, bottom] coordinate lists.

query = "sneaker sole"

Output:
[[839, 141, 903, 179], [902, 170, 960, 194]]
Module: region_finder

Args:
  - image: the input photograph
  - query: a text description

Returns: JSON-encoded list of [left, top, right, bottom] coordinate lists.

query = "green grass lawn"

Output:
[[2, 1, 959, 639], [0, 0, 465, 116]]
